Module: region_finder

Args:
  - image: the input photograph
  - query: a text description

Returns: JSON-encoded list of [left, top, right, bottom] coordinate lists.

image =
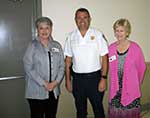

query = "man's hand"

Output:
[[98, 79, 107, 92]]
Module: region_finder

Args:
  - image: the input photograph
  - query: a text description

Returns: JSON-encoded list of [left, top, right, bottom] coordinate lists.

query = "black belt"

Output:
[[72, 70, 101, 77]]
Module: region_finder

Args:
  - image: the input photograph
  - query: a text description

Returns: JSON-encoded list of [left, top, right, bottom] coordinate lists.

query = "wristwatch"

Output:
[[101, 75, 107, 79]]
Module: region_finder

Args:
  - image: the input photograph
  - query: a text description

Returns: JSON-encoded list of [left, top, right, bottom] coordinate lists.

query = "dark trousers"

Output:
[[72, 70, 105, 118], [27, 92, 59, 118]]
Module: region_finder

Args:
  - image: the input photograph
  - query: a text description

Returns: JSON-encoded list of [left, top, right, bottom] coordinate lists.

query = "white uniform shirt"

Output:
[[64, 28, 108, 73]]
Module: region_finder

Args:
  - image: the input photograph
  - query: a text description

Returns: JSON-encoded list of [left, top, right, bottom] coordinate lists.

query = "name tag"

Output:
[[52, 48, 59, 52], [109, 55, 116, 62]]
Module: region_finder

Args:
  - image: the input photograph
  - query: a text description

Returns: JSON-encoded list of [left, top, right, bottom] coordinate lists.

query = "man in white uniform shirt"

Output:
[[64, 8, 108, 118]]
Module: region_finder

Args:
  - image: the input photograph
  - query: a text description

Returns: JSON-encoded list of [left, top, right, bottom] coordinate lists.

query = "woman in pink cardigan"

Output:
[[108, 18, 146, 118]]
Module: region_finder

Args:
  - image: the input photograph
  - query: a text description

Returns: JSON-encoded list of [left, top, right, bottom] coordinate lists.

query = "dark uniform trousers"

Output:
[[72, 70, 105, 118]]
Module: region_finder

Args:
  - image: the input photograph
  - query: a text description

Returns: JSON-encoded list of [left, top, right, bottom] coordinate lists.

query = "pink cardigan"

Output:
[[108, 41, 146, 106]]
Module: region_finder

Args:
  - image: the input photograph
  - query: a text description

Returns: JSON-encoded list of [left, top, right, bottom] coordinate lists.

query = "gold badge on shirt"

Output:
[[90, 36, 95, 40]]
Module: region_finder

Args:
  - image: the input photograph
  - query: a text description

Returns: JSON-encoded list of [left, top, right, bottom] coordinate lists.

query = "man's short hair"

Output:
[[75, 8, 90, 18]]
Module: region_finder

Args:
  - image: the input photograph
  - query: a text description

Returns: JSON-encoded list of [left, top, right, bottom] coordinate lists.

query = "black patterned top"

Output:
[[110, 49, 140, 110]]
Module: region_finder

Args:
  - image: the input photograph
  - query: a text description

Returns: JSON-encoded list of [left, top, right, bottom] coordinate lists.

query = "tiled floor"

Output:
[[141, 111, 150, 118], [141, 103, 150, 118]]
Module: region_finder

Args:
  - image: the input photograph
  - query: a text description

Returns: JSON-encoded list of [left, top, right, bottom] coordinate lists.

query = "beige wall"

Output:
[[42, 0, 150, 61], [42, 0, 150, 118]]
